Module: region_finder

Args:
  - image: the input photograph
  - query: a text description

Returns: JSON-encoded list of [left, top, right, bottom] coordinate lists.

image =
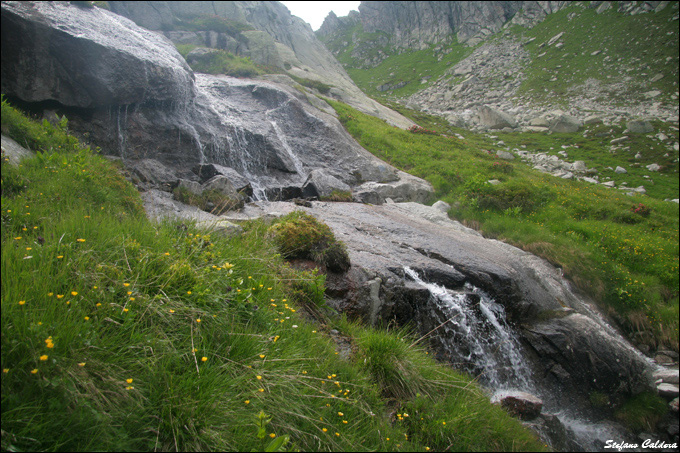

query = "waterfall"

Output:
[[404, 266, 534, 391]]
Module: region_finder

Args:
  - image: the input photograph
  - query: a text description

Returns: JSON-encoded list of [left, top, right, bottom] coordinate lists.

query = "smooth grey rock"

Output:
[[1, 1, 195, 108], [302, 169, 351, 199], [1, 134, 33, 166], [610, 137, 629, 145], [432, 200, 451, 213], [657, 383, 679, 399], [497, 391, 543, 420], [614, 166, 627, 174], [627, 120, 654, 133], [496, 150, 515, 160], [646, 163, 661, 172], [550, 114, 581, 133]]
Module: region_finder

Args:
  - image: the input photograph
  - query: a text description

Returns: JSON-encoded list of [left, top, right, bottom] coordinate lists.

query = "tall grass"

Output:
[[1, 99, 546, 450]]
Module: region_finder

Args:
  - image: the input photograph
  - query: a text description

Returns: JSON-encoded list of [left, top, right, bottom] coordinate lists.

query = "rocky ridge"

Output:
[[319, 1, 679, 132]]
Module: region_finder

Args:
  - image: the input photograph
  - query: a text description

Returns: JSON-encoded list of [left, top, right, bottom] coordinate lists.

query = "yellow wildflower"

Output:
[[40, 355, 48, 361], [201, 357, 208, 362]]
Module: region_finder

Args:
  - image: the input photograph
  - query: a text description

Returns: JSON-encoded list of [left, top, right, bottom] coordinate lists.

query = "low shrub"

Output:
[[319, 190, 353, 202], [268, 211, 350, 273]]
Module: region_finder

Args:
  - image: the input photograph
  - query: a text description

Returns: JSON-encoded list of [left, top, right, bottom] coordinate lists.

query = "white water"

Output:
[[403, 266, 646, 452], [404, 266, 534, 391]]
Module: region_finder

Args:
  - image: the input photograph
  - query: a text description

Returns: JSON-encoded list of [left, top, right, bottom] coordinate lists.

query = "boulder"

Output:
[[302, 169, 351, 199], [584, 115, 603, 125], [498, 391, 543, 420], [627, 120, 654, 134], [614, 166, 627, 174], [477, 106, 517, 130], [654, 368, 680, 385], [523, 313, 654, 396], [496, 150, 515, 160], [353, 172, 434, 205], [128, 159, 179, 191], [432, 200, 451, 213], [202, 175, 238, 196], [1, 134, 33, 166], [192, 164, 252, 195], [657, 383, 679, 399], [646, 163, 661, 172], [572, 161, 587, 172], [1, 1, 195, 108], [529, 117, 550, 127], [549, 114, 581, 133]]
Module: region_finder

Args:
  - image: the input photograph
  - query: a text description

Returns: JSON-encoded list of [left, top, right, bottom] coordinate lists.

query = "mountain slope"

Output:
[[318, 1, 679, 130]]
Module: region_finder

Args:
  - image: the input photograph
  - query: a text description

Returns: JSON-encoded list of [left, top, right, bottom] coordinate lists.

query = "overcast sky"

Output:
[[280, 1, 361, 31]]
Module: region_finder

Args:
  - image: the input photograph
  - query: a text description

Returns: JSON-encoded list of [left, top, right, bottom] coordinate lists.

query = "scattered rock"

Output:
[[550, 114, 581, 133], [496, 150, 515, 160], [657, 383, 680, 399], [614, 166, 627, 174], [477, 105, 517, 130], [610, 136, 629, 145], [584, 115, 603, 125], [653, 368, 679, 385], [1, 134, 34, 165], [432, 200, 451, 213], [302, 169, 351, 199], [627, 120, 654, 133], [646, 163, 661, 172]]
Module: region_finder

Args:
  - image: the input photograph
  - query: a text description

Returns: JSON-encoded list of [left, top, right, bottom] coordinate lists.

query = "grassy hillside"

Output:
[[1, 99, 546, 451], [509, 2, 679, 106], [328, 99, 678, 351], [321, 3, 678, 108]]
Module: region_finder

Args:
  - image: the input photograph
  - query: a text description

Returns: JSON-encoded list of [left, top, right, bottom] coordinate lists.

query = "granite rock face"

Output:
[[1, 1, 429, 204], [1, 1, 195, 108], [357, 1, 570, 47], [107, 1, 414, 129]]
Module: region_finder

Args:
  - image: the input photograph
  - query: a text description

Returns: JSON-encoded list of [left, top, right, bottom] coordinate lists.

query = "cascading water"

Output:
[[402, 266, 645, 452], [404, 266, 533, 391]]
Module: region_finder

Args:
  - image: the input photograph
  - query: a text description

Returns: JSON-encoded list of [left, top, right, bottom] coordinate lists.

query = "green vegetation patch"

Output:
[[512, 2, 679, 106], [1, 98, 546, 451], [329, 99, 679, 351], [181, 48, 276, 78], [268, 211, 351, 273]]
